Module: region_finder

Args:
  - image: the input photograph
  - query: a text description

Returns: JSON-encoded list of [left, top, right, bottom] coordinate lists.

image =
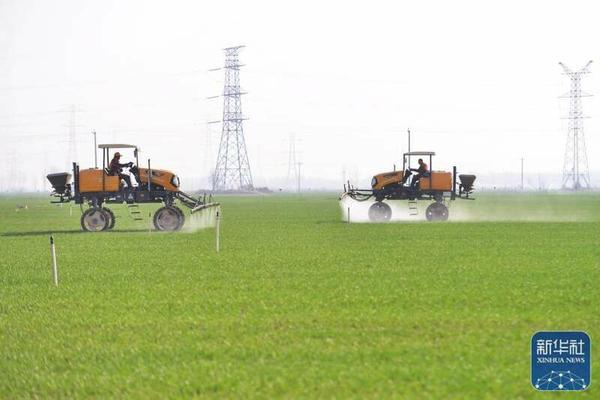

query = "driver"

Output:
[[109, 152, 133, 188], [410, 158, 428, 188]]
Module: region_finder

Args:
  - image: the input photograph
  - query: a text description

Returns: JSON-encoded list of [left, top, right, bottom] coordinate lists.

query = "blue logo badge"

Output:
[[531, 331, 591, 391]]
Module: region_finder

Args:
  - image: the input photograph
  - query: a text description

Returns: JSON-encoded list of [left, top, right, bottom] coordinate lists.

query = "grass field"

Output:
[[1, 193, 599, 398]]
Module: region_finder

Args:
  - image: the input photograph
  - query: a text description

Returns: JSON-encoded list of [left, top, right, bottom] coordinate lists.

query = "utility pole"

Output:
[[521, 157, 524, 190], [296, 162, 303, 193], [211, 46, 253, 191], [559, 61, 592, 190], [287, 133, 298, 190], [92, 130, 97, 168], [407, 128, 412, 169]]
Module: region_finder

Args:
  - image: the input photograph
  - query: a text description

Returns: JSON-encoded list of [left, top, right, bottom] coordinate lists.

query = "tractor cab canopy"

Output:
[[99, 144, 140, 170], [403, 151, 435, 171]]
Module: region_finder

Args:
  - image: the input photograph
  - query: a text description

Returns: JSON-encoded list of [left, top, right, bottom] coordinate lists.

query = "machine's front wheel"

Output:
[[153, 206, 184, 231], [425, 202, 449, 221], [368, 202, 392, 222], [81, 208, 110, 232], [171, 206, 185, 224]]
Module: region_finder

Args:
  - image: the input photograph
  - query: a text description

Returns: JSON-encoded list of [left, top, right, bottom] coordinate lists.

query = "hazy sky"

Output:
[[1, 0, 599, 191]]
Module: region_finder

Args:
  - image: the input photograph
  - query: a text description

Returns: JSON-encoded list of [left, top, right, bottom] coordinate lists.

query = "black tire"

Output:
[[81, 208, 110, 232], [103, 207, 116, 230], [368, 202, 392, 222], [153, 206, 184, 231], [172, 205, 185, 223], [425, 202, 449, 222]]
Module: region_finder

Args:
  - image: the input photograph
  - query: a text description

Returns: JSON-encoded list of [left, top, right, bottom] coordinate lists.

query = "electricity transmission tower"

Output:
[[559, 61, 592, 190], [60, 104, 83, 169], [212, 46, 253, 191]]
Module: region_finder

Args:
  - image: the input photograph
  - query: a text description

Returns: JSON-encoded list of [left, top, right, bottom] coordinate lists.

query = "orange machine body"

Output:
[[138, 168, 179, 192], [419, 171, 452, 191], [78, 168, 179, 193], [372, 171, 404, 190], [78, 169, 120, 192], [371, 170, 452, 191]]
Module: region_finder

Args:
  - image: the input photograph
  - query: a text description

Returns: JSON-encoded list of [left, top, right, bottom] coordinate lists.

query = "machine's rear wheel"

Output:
[[81, 208, 110, 232], [368, 202, 392, 222], [425, 202, 449, 221], [153, 206, 184, 231], [103, 207, 116, 230]]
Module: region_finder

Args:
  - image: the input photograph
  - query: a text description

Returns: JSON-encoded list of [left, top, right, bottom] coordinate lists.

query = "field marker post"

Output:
[[215, 210, 221, 252], [347, 207, 351, 223], [50, 235, 59, 287]]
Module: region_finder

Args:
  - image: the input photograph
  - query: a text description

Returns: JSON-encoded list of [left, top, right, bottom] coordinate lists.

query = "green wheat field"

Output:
[[1, 193, 599, 398]]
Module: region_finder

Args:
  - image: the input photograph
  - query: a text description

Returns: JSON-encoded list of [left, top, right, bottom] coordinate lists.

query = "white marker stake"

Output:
[[215, 210, 221, 252], [50, 235, 58, 287], [347, 207, 351, 223]]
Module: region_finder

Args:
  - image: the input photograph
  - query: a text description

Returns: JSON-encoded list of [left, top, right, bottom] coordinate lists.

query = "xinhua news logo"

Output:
[[531, 331, 591, 391]]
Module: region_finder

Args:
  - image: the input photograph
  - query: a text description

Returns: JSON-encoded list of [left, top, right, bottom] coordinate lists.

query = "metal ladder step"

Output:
[[126, 204, 144, 221], [408, 200, 418, 216]]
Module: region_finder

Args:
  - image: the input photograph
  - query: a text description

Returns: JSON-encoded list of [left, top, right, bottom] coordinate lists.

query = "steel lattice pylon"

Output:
[[212, 46, 253, 191], [559, 61, 592, 190]]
